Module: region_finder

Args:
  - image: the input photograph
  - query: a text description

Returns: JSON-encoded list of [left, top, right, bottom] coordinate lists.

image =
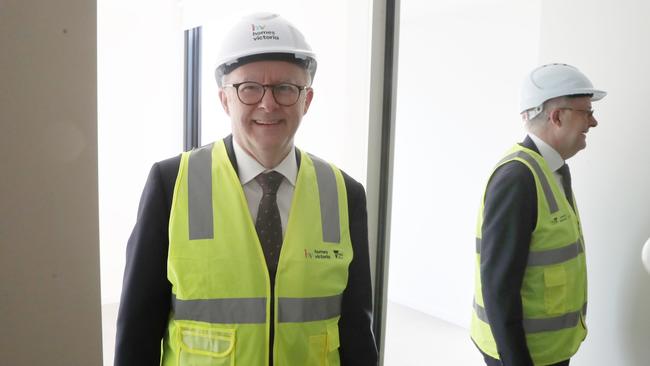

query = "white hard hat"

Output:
[[520, 63, 606, 119], [215, 12, 317, 86]]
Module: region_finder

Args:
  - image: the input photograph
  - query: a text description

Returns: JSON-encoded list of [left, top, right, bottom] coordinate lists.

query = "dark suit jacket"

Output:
[[479, 136, 541, 366], [114, 135, 378, 365]]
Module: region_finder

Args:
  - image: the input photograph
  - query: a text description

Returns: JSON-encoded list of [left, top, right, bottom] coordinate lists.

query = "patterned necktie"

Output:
[[557, 163, 574, 208], [255, 171, 284, 276]]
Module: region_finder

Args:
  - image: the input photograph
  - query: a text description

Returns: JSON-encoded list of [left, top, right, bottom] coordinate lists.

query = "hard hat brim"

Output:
[[589, 89, 607, 101], [520, 88, 607, 114], [215, 52, 318, 87]]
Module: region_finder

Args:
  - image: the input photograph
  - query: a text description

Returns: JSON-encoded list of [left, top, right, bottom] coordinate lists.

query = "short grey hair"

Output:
[[523, 94, 593, 132]]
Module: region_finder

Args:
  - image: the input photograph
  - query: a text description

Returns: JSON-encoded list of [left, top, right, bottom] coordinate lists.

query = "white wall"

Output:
[[539, 1, 650, 365], [98, 0, 183, 306], [389, 0, 650, 364], [97, 1, 183, 364], [389, 0, 542, 326], [0, 1, 102, 364]]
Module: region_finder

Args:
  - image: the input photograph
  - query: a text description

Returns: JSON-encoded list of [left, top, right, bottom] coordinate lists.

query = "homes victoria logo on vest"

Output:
[[551, 213, 570, 225], [250, 24, 280, 41], [304, 248, 345, 260]]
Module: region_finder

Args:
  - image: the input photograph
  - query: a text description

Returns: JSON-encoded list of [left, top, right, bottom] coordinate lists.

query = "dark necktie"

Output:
[[255, 171, 284, 276], [557, 163, 574, 208]]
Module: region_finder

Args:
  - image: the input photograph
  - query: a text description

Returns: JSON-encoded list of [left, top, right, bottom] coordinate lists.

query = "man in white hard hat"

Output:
[[115, 13, 378, 366], [470, 63, 606, 366]]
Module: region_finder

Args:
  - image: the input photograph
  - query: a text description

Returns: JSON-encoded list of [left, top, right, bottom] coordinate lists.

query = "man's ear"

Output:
[[302, 88, 314, 115], [549, 108, 563, 128], [219, 89, 230, 115]]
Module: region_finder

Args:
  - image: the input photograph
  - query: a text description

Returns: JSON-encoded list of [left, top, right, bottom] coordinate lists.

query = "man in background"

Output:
[[471, 63, 606, 365]]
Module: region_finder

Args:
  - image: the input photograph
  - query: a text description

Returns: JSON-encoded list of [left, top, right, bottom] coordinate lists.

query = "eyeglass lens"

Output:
[[236, 82, 302, 106]]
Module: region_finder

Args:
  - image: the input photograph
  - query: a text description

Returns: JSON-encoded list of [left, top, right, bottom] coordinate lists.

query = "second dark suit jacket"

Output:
[[479, 136, 542, 366], [114, 135, 378, 365]]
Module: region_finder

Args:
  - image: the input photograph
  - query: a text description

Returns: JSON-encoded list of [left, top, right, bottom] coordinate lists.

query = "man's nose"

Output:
[[258, 87, 279, 110]]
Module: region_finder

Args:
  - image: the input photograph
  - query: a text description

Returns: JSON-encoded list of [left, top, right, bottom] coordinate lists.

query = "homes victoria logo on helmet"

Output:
[[251, 24, 280, 41]]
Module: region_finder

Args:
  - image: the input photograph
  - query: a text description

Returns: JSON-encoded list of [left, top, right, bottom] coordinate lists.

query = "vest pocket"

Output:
[[178, 325, 236, 366], [543, 265, 567, 315], [308, 334, 327, 366], [307, 322, 340, 366]]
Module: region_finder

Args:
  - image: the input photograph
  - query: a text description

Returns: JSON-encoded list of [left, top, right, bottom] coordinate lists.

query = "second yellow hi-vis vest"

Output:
[[471, 145, 588, 365], [161, 140, 352, 366]]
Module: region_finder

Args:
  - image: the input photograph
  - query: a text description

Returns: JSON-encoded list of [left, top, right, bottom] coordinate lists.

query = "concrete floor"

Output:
[[384, 301, 484, 365], [102, 303, 118, 366]]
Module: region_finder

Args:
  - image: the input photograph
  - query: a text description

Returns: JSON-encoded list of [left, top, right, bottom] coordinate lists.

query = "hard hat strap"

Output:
[[523, 105, 544, 121]]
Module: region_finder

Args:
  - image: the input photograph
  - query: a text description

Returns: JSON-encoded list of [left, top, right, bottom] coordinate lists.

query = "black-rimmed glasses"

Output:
[[223, 81, 308, 106]]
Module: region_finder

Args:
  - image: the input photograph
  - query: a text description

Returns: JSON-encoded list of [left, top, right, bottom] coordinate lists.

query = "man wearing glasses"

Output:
[[471, 63, 606, 365], [115, 12, 378, 366]]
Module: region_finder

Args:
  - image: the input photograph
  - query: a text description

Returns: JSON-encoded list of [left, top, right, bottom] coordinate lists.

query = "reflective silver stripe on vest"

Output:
[[172, 294, 343, 324], [172, 295, 266, 324], [473, 299, 490, 322], [475, 238, 584, 266], [188, 144, 214, 240], [309, 154, 341, 243], [473, 300, 587, 333], [498, 151, 559, 213], [278, 294, 342, 323], [523, 312, 580, 333], [527, 239, 584, 266]]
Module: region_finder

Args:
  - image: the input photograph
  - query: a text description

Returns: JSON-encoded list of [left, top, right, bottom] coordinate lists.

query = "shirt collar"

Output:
[[527, 133, 565, 172], [232, 139, 298, 186]]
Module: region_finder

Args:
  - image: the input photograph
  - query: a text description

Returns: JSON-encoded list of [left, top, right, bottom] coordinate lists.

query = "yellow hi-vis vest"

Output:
[[471, 145, 588, 365], [161, 140, 352, 366]]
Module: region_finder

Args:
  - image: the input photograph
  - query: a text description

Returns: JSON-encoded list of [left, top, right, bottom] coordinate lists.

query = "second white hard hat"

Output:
[[214, 12, 317, 86], [520, 63, 606, 118]]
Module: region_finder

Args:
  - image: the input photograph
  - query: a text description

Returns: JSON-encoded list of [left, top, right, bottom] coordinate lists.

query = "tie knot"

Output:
[[255, 171, 283, 195], [557, 163, 571, 179]]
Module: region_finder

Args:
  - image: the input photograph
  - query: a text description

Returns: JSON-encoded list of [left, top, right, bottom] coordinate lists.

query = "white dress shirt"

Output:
[[232, 139, 297, 236], [527, 133, 568, 196]]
